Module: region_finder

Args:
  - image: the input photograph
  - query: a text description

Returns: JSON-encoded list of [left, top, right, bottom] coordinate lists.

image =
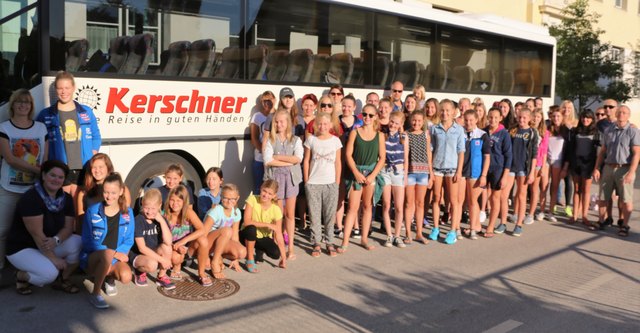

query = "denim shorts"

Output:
[[381, 169, 405, 187], [433, 168, 456, 177], [407, 173, 429, 186], [509, 170, 526, 177]]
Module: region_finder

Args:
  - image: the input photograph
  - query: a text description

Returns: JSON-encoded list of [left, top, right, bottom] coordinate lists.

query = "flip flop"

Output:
[[198, 275, 213, 287], [245, 260, 259, 273], [15, 271, 32, 296], [326, 244, 338, 257], [483, 232, 495, 238], [336, 245, 348, 254]]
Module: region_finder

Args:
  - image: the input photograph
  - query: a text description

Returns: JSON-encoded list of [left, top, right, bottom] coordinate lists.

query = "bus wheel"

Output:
[[125, 152, 202, 204]]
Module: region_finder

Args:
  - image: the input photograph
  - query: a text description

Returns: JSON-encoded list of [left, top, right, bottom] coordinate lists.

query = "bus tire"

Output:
[[125, 152, 202, 202]]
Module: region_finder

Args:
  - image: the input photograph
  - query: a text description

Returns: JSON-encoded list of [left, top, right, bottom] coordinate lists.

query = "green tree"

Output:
[[548, 0, 631, 109]]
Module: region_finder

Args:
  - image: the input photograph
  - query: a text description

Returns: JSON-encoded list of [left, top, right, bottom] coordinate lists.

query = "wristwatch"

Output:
[[53, 236, 61, 245]]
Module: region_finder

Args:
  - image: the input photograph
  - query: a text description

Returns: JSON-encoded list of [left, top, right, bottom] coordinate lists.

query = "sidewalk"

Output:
[[0, 181, 638, 332]]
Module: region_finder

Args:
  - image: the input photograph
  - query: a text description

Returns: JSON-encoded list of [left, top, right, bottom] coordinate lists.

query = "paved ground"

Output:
[[1, 183, 639, 333]]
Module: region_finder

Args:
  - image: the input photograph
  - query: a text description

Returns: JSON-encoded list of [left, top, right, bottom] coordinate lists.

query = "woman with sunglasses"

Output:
[[328, 84, 344, 105], [567, 110, 600, 227], [250, 91, 276, 193], [339, 102, 386, 253]]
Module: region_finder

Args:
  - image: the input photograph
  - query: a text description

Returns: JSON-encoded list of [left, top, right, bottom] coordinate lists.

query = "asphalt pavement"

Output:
[[0, 182, 638, 333]]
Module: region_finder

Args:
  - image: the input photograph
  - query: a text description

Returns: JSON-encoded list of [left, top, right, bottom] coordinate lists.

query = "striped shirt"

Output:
[[385, 131, 405, 169]]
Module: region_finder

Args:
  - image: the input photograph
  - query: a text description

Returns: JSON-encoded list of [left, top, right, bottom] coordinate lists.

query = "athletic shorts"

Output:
[[433, 168, 456, 177]]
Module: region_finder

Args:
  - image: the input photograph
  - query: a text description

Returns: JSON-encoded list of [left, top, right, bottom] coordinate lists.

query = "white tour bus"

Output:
[[0, 0, 555, 201]]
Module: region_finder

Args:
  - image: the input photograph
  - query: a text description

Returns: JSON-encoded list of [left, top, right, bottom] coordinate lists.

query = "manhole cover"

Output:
[[157, 276, 240, 301]]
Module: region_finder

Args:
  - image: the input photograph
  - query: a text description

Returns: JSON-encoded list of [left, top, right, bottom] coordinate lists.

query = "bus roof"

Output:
[[329, 0, 556, 45]]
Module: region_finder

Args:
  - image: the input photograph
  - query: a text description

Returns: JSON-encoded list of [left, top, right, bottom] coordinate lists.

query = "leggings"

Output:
[[557, 175, 574, 206], [6, 235, 82, 286], [240, 225, 280, 259]]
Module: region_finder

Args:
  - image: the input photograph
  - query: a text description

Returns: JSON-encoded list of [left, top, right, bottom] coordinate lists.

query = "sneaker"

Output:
[[470, 230, 479, 240], [565, 206, 573, 217], [393, 237, 406, 248], [103, 278, 117, 296], [535, 211, 545, 222], [523, 215, 534, 225], [546, 214, 557, 223], [479, 211, 487, 223], [384, 235, 393, 248], [156, 275, 176, 290], [441, 211, 450, 224], [456, 229, 463, 240], [333, 228, 343, 238], [352, 229, 361, 239], [134, 272, 148, 287], [553, 205, 563, 215], [444, 230, 457, 244], [423, 218, 430, 227], [507, 214, 518, 223], [512, 225, 523, 237], [494, 223, 507, 234], [89, 294, 109, 309], [428, 227, 440, 240]]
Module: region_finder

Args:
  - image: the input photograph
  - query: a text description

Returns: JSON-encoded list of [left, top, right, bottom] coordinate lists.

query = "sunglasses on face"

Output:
[[361, 113, 376, 118], [595, 113, 606, 117], [320, 103, 332, 108], [603, 105, 615, 109], [392, 90, 402, 93], [330, 92, 343, 96]]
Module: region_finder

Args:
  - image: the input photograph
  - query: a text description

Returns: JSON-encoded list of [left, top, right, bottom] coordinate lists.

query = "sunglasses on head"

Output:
[[320, 103, 332, 108], [361, 113, 376, 119], [603, 105, 615, 109]]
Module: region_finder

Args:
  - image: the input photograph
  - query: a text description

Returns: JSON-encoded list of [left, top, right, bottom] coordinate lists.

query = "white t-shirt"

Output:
[[0, 120, 48, 193], [304, 135, 343, 184], [251, 112, 268, 162]]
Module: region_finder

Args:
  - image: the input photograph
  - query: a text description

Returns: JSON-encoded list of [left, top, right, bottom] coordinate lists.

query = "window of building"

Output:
[[611, 46, 624, 64], [614, 0, 627, 10]]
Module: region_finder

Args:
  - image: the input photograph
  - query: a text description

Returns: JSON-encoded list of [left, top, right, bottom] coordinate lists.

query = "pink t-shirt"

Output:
[[536, 129, 550, 167]]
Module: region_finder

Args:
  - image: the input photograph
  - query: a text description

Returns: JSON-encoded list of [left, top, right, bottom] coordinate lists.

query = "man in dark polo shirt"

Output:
[[593, 105, 640, 237]]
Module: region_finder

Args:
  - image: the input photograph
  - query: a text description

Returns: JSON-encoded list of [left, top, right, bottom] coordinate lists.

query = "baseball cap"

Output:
[[280, 87, 294, 99]]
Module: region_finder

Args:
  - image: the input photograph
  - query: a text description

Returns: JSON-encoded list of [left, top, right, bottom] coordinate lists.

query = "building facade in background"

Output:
[[411, 0, 640, 119]]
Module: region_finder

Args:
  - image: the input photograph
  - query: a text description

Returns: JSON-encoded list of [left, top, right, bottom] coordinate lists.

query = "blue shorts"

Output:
[[509, 171, 526, 177], [381, 169, 405, 187], [407, 173, 429, 186]]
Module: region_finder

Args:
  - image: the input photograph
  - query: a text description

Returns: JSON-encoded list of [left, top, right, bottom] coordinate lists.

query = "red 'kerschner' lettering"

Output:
[[105, 88, 247, 114]]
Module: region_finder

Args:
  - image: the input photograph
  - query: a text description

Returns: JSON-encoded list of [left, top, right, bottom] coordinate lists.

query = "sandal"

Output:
[[326, 244, 337, 257], [169, 270, 183, 280], [588, 222, 601, 231], [483, 232, 495, 238], [245, 259, 259, 273], [198, 275, 213, 287], [311, 245, 321, 258], [336, 245, 348, 254], [361, 242, 375, 251], [618, 226, 630, 237], [52, 277, 79, 294], [15, 271, 32, 296], [415, 237, 429, 244]]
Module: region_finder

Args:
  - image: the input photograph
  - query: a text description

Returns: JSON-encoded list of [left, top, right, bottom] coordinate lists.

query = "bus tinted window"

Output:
[[376, 14, 434, 89], [0, 5, 40, 103], [438, 26, 501, 94], [66, 0, 242, 76], [504, 38, 553, 96], [247, 0, 369, 84]]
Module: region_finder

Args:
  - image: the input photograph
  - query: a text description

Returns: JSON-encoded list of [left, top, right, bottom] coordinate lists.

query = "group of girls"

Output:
[[251, 84, 605, 259], [81, 157, 248, 309]]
